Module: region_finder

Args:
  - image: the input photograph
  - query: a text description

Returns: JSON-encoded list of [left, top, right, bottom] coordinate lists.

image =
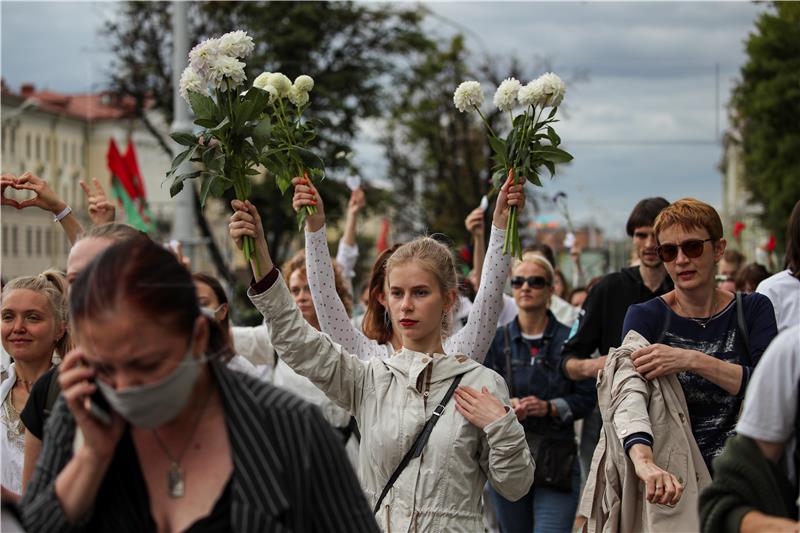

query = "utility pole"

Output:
[[170, 1, 197, 257]]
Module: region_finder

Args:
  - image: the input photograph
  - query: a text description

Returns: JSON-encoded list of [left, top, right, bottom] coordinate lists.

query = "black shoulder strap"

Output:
[[372, 374, 464, 514], [502, 325, 515, 397], [736, 291, 751, 363], [43, 368, 62, 418]]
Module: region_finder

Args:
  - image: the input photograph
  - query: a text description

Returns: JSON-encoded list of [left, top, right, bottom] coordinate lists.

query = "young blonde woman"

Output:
[[291, 175, 524, 362], [228, 198, 533, 532], [1, 271, 69, 502]]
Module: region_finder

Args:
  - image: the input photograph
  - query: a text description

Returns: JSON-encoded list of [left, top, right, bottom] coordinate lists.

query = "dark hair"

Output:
[[787, 199, 800, 278], [192, 272, 230, 329], [553, 269, 569, 297], [734, 263, 770, 293], [70, 237, 234, 360], [362, 243, 402, 344], [626, 197, 670, 237], [722, 249, 746, 272], [521, 243, 556, 268]]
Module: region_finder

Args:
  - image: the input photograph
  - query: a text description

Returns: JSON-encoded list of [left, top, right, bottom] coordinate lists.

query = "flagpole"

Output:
[[170, 1, 197, 255]]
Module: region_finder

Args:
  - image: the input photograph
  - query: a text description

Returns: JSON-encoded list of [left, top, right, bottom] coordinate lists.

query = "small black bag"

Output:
[[502, 325, 576, 493], [525, 432, 576, 492]]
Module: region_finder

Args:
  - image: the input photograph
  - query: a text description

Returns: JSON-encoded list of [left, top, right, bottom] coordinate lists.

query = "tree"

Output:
[[103, 1, 428, 268], [731, 2, 800, 248]]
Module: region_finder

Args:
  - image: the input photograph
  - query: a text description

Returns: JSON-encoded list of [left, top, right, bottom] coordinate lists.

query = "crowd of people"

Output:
[[1, 168, 799, 533]]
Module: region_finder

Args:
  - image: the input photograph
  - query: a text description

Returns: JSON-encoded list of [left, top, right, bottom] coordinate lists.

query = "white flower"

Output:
[[492, 77, 521, 112], [179, 67, 207, 103], [267, 72, 292, 97], [537, 72, 566, 107], [253, 72, 272, 90], [294, 75, 314, 93], [208, 55, 247, 90], [263, 85, 278, 104], [188, 38, 220, 80], [453, 81, 484, 112], [518, 80, 545, 107], [217, 30, 254, 59], [288, 86, 309, 107]]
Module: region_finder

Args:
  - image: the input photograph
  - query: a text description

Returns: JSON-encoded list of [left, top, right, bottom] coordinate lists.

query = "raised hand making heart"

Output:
[[1, 172, 67, 214]]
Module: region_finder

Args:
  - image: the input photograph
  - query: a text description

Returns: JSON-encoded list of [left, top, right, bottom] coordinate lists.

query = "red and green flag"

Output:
[[106, 139, 154, 232]]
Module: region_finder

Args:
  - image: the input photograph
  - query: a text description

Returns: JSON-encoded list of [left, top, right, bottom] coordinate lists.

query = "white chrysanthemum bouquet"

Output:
[[167, 30, 324, 273], [453, 73, 573, 258]]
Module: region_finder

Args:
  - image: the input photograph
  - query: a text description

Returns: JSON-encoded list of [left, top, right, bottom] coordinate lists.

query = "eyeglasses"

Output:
[[510, 276, 551, 289], [656, 238, 713, 262]]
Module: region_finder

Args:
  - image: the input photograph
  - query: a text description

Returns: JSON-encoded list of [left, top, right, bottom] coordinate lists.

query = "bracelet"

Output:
[[53, 205, 72, 222]]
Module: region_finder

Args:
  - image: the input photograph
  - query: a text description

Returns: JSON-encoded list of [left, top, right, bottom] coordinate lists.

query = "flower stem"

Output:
[[475, 106, 498, 139]]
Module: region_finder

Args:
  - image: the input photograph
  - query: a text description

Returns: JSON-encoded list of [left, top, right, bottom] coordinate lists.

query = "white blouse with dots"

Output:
[[304, 224, 510, 363]]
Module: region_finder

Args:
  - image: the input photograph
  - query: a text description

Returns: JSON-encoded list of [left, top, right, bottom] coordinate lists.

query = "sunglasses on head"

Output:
[[656, 238, 713, 262], [510, 276, 550, 289]]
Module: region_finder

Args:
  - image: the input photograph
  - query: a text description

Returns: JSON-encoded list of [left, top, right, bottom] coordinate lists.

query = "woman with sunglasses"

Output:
[[483, 255, 596, 533], [621, 198, 777, 476]]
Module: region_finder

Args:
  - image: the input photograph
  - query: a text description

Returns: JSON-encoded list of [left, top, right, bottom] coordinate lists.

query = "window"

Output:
[[26, 227, 32, 257], [35, 227, 42, 256], [63, 141, 68, 163], [62, 233, 70, 254], [11, 226, 18, 255], [10, 129, 15, 154], [1, 127, 5, 153], [45, 228, 52, 255], [71, 143, 76, 164], [45, 138, 50, 159], [2, 225, 7, 255], [35, 136, 41, 159], [26, 133, 31, 158]]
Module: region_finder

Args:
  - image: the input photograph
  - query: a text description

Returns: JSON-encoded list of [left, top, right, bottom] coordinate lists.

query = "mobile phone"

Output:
[[88, 386, 112, 426]]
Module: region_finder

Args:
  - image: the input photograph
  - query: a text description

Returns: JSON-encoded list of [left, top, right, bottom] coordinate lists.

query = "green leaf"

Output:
[[491, 169, 506, 191], [252, 117, 272, 152], [209, 116, 231, 133], [294, 146, 325, 173], [547, 107, 558, 119], [531, 145, 574, 164], [542, 160, 556, 177], [200, 174, 219, 206], [236, 88, 271, 129], [168, 171, 200, 197], [194, 118, 218, 129], [276, 174, 292, 194], [187, 91, 217, 121], [489, 136, 507, 162], [546, 127, 561, 146], [170, 131, 198, 146], [166, 146, 197, 177]]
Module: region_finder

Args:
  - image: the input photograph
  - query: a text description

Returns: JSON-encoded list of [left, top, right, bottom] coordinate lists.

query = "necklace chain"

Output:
[[674, 292, 717, 328], [151, 383, 213, 498]]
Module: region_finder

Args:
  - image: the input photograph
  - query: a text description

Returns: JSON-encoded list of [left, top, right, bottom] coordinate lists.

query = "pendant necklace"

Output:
[[674, 292, 717, 329], [151, 386, 213, 498]]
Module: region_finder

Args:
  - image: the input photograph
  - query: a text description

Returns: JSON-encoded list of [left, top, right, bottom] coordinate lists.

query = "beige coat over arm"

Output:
[[579, 330, 711, 533], [249, 276, 534, 533]]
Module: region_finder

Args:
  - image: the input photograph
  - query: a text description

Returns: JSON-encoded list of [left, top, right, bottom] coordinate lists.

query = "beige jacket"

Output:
[[579, 330, 711, 533], [250, 277, 534, 533]]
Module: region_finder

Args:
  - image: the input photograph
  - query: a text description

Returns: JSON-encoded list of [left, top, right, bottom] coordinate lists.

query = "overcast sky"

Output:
[[1, 1, 766, 238]]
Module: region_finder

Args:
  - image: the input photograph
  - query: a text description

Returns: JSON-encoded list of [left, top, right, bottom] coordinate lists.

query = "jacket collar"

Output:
[[212, 360, 289, 530], [384, 347, 481, 391], [508, 310, 559, 343]]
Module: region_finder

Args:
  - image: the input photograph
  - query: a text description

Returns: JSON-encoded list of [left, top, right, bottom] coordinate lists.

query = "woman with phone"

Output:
[[20, 237, 377, 532], [1, 270, 69, 502], [228, 198, 533, 531]]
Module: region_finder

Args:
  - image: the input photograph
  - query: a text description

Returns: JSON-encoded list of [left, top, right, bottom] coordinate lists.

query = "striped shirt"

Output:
[[20, 360, 379, 532]]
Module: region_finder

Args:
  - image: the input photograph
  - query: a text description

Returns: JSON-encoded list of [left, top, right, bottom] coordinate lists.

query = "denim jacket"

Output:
[[484, 311, 597, 439]]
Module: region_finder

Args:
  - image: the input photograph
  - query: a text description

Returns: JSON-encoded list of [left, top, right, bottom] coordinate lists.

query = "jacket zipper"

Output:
[[385, 505, 391, 533]]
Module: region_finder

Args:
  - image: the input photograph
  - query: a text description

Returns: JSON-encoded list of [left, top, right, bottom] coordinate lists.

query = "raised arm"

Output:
[[3, 172, 83, 245], [292, 177, 391, 360], [79, 178, 116, 226], [229, 199, 369, 414], [445, 176, 524, 362]]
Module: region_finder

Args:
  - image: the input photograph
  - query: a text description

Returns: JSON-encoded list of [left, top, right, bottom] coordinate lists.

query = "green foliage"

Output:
[[731, 2, 800, 245]]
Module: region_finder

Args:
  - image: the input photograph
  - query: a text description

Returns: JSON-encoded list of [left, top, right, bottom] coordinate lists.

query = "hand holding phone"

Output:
[[88, 387, 112, 426]]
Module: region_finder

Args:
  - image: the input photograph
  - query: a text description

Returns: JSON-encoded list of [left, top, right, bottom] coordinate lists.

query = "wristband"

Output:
[[53, 205, 72, 222]]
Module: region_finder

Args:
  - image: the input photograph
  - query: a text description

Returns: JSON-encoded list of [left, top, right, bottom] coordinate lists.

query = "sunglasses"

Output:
[[656, 238, 713, 262], [510, 276, 551, 289]]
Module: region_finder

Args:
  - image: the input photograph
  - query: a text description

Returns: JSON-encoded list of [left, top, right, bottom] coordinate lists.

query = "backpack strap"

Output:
[[372, 374, 464, 515], [736, 291, 751, 363], [502, 325, 515, 398]]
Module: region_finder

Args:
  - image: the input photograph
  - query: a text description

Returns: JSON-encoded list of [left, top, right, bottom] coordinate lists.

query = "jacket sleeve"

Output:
[[445, 225, 510, 363], [609, 350, 654, 446], [231, 323, 276, 367], [21, 399, 88, 533], [479, 373, 534, 502], [305, 224, 389, 361], [556, 376, 597, 423], [249, 275, 368, 415]]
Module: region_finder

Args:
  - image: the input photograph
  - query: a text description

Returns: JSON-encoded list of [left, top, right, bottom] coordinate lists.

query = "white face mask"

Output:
[[96, 338, 201, 429]]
